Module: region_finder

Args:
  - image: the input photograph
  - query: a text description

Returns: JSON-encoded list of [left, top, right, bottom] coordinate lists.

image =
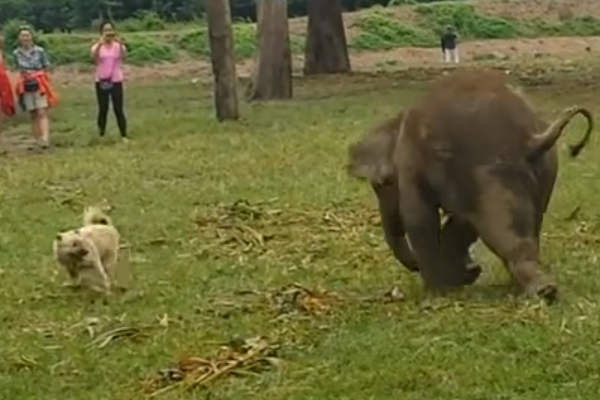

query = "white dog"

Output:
[[53, 206, 120, 294]]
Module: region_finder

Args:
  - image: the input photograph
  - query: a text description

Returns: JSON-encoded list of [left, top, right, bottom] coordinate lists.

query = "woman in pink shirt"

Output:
[[91, 21, 128, 140]]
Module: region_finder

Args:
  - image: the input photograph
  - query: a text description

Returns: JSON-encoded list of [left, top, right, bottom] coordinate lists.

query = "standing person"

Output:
[[440, 26, 459, 64], [92, 21, 128, 141], [13, 26, 57, 149], [0, 34, 16, 152]]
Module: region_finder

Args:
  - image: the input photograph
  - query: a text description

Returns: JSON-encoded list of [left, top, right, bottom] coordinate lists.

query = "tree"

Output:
[[248, 0, 292, 100], [204, 0, 239, 121], [303, 0, 351, 75]]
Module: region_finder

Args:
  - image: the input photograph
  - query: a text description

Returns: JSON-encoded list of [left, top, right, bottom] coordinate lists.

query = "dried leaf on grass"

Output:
[[192, 199, 379, 257], [270, 283, 340, 316], [203, 282, 403, 321], [383, 286, 405, 303], [5, 355, 40, 371], [141, 336, 281, 397], [87, 326, 146, 349]]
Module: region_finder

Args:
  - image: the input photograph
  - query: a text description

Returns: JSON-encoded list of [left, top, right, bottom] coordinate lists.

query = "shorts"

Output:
[[22, 91, 48, 111]]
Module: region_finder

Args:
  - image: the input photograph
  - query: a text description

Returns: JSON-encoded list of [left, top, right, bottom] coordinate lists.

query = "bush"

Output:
[[350, 10, 437, 50], [414, 4, 521, 39], [119, 11, 167, 32], [176, 29, 209, 56], [175, 23, 302, 59], [123, 34, 176, 65], [8, 32, 177, 66], [523, 15, 600, 37], [45, 34, 91, 65], [560, 16, 600, 36]]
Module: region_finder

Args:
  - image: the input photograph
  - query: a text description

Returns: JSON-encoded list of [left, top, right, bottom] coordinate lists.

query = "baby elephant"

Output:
[[348, 68, 593, 303]]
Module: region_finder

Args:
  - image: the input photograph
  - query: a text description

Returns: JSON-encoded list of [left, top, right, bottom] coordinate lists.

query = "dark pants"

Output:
[[95, 81, 127, 137]]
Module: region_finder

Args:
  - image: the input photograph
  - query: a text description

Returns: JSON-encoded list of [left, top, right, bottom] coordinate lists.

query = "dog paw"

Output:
[[62, 283, 83, 291]]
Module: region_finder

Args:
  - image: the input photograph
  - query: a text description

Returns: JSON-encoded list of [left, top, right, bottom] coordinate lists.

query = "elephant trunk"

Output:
[[527, 106, 594, 159]]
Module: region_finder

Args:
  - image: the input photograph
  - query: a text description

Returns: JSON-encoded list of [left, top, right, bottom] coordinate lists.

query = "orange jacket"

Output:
[[15, 70, 58, 107], [0, 63, 15, 116]]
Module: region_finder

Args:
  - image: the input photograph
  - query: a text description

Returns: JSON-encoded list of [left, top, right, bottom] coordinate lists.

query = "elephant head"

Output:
[[346, 111, 403, 185]]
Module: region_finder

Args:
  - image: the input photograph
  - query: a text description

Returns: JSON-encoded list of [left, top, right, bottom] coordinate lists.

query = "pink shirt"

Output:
[[93, 42, 124, 82]]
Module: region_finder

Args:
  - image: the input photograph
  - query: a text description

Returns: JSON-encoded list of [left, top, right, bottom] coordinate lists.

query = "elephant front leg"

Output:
[[399, 186, 459, 291], [373, 183, 418, 272], [440, 216, 482, 286]]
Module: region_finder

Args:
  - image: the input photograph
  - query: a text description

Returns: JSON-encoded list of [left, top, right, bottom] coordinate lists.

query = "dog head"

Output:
[[54, 230, 89, 260]]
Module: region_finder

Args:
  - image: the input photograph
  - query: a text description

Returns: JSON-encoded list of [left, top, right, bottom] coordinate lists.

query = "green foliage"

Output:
[[350, 10, 436, 50], [387, 0, 417, 5], [119, 10, 167, 32], [348, 3, 600, 53], [176, 26, 256, 59], [44, 34, 90, 65], [414, 3, 521, 39], [0, 0, 394, 30], [553, 16, 600, 36], [175, 29, 209, 56], [120, 34, 177, 65], [3, 28, 176, 66], [176, 24, 303, 60]]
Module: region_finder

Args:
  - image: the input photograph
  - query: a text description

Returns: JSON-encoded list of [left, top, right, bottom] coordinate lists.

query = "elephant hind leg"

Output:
[[468, 196, 558, 303], [440, 216, 481, 286]]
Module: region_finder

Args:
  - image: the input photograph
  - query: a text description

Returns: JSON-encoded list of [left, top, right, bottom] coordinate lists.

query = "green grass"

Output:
[[1, 73, 600, 399]]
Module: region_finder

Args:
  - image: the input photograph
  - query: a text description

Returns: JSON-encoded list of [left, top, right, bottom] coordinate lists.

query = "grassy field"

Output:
[[0, 69, 599, 399]]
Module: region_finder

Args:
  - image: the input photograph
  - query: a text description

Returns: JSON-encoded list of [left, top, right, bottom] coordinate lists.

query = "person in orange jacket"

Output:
[[0, 34, 16, 152], [13, 26, 58, 149]]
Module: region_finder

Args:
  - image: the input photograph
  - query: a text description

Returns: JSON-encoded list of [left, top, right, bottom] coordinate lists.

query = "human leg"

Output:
[[110, 83, 127, 137], [95, 83, 110, 136]]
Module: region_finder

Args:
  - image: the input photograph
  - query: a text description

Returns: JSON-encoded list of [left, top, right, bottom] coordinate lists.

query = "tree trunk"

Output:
[[248, 0, 292, 101], [204, 0, 239, 121], [304, 0, 351, 75]]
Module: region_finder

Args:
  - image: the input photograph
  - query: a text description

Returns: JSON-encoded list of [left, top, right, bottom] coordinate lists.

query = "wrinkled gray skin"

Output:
[[357, 111, 481, 285], [347, 69, 593, 302]]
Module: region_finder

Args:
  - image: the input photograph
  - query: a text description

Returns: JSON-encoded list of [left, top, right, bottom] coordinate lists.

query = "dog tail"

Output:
[[83, 206, 113, 226]]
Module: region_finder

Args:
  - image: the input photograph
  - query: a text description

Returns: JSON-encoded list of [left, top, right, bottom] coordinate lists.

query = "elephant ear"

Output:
[[346, 111, 402, 185]]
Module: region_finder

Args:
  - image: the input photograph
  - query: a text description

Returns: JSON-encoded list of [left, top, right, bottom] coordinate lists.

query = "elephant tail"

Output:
[[527, 106, 594, 159]]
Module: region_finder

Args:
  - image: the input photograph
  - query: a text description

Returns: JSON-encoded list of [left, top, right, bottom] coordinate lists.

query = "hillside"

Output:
[[289, 0, 600, 39], [6, 0, 600, 83]]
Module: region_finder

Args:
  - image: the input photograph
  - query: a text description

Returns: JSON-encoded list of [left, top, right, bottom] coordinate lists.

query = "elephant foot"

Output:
[[405, 261, 420, 273], [463, 264, 482, 285], [537, 284, 559, 304], [524, 278, 559, 304]]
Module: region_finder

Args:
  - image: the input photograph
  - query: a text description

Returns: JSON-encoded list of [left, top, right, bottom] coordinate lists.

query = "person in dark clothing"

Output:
[[91, 21, 128, 141], [440, 26, 459, 63]]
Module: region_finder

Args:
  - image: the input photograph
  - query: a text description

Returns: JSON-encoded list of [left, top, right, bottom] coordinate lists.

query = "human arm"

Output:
[[91, 41, 102, 60], [39, 47, 50, 71], [116, 37, 127, 59], [12, 49, 21, 72]]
